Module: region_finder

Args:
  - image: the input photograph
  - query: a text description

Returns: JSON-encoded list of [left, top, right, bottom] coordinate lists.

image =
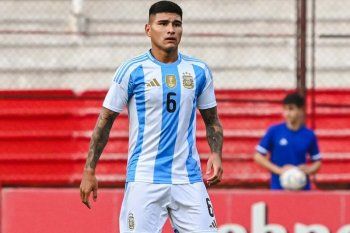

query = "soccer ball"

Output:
[[279, 167, 307, 190]]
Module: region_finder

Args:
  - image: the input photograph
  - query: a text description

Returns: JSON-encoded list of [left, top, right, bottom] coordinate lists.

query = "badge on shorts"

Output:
[[182, 72, 194, 89], [128, 213, 135, 231], [166, 74, 177, 88]]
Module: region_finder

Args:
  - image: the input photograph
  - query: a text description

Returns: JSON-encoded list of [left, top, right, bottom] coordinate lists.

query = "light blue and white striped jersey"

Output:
[[103, 50, 217, 184]]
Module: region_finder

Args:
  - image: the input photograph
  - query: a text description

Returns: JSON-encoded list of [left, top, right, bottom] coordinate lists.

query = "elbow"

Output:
[[315, 160, 322, 171], [254, 153, 261, 163], [254, 152, 267, 165]]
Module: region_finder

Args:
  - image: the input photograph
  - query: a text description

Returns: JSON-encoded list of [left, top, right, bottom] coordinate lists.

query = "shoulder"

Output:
[[302, 126, 317, 138], [181, 54, 209, 69], [114, 53, 149, 83], [267, 122, 285, 133], [120, 53, 149, 71]]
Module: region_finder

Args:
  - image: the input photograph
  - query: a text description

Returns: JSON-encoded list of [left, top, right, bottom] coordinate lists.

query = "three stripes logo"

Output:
[[146, 78, 161, 87]]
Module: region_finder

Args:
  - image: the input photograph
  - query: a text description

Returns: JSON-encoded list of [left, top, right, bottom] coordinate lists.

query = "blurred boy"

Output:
[[254, 93, 322, 190]]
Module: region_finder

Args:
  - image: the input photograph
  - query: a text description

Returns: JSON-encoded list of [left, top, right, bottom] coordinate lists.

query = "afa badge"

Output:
[[182, 72, 194, 89], [128, 213, 135, 231], [166, 75, 177, 88]]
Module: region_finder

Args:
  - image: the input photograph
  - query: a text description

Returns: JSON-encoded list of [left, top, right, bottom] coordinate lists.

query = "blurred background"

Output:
[[0, 0, 349, 232]]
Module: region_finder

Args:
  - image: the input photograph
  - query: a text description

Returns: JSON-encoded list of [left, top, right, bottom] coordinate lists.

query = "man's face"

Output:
[[283, 104, 304, 124], [145, 13, 182, 52]]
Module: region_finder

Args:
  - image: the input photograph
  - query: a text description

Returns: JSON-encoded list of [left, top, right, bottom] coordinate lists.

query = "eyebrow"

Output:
[[157, 19, 182, 24]]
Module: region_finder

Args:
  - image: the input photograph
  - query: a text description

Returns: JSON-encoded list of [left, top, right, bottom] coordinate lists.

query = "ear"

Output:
[[145, 24, 151, 37]]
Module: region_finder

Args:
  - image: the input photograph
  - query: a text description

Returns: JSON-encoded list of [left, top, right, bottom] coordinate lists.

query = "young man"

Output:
[[254, 93, 322, 190], [80, 1, 223, 232]]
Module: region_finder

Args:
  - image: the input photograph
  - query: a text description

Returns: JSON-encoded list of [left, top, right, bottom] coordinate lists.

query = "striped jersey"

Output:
[[103, 50, 217, 184]]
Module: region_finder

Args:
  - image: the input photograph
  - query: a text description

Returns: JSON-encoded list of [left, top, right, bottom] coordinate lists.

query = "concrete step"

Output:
[[1, 0, 349, 34], [0, 129, 349, 155], [0, 0, 295, 22], [1, 34, 349, 68], [0, 152, 349, 187], [1, 107, 350, 131], [0, 41, 296, 69]]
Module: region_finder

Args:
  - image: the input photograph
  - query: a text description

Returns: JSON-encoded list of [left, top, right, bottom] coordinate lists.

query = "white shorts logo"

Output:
[[128, 213, 135, 231]]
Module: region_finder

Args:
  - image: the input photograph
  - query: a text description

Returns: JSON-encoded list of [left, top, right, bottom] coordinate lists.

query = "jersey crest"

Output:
[[182, 72, 194, 89], [166, 74, 177, 88]]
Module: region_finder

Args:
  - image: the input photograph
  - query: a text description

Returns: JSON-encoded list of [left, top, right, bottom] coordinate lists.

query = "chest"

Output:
[[273, 131, 311, 154], [140, 67, 198, 106]]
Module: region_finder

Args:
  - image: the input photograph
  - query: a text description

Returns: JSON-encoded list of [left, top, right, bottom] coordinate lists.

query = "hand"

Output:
[[278, 164, 295, 175], [298, 164, 310, 175], [205, 153, 223, 186], [80, 169, 98, 209]]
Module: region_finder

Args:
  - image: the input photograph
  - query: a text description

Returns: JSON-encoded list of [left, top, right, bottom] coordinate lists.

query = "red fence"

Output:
[[1, 89, 350, 189], [1, 189, 350, 233]]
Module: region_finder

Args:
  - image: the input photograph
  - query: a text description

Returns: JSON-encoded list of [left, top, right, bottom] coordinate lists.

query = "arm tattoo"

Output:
[[199, 107, 223, 156], [84, 107, 119, 170]]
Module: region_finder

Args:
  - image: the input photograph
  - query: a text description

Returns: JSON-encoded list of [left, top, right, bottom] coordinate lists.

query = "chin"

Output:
[[164, 45, 178, 52], [163, 47, 176, 53]]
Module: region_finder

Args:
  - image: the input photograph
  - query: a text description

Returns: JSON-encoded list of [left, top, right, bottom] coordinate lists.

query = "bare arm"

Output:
[[80, 107, 119, 209], [299, 160, 322, 175], [254, 152, 322, 175], [199, 106, 223, 186], [84, 107, 119, 171], [254, 152, 284, 175]]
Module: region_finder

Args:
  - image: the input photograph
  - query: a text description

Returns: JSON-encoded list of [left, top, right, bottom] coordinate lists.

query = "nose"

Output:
[[167, 24, 175, 34]]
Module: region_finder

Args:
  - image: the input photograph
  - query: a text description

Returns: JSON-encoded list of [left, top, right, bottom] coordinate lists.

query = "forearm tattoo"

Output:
[[85, 108, 118, 170], [199, 107, 223, 156]]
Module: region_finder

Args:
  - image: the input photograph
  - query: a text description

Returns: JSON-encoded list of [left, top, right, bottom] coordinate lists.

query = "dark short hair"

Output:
[[283, 92, 305, 108], [149, 1, 183, 19]]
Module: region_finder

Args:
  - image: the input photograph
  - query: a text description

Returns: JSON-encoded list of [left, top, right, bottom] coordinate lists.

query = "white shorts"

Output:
[[119, 182, 218, 233]]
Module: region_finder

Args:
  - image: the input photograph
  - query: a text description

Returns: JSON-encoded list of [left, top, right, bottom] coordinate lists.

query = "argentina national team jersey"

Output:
[[103, 51, 217, 184]]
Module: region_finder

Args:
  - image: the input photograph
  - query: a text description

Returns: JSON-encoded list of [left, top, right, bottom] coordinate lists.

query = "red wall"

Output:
[[1, 189, 350, 233]]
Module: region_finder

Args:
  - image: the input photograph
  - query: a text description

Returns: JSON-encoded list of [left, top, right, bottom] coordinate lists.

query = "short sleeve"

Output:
[[256, 127, 274, 155], [103, 66, 133, 113], [197, 65, 217, 109], [308, 132, 321, 161]]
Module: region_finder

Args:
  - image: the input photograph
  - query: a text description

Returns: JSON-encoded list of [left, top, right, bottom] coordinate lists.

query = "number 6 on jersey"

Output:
[[166, 92, 177, 113]]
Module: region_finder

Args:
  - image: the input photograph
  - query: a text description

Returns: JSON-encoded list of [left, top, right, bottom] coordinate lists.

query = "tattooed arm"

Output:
[[199, 106, 223, 186], [80, 107, 119, 209], [84, 107, 119, 170]]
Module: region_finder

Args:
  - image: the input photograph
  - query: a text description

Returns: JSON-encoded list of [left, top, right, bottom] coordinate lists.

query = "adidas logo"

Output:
[[209, 220, 217, 229], [146, 78, 160, 87]]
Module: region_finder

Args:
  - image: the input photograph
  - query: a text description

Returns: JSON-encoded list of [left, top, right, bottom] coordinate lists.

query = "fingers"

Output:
[[207, 164, 219, 181], [280, 165, 293, 174], [284, 164, 295, 169], [83, 200, 91, 209], [207, 165, 223, 186], [80, 186, 92, 209], [82, 191, 91, 209], [80, 172, 97, 209], [93, 186, 98, 202], [298, 165, 307, 171], [206, 159, 213, 175], [80, 186, 84, 201]]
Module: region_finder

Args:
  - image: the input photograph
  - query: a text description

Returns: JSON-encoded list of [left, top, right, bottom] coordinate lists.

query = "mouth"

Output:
[[164, 37, 177, 42]]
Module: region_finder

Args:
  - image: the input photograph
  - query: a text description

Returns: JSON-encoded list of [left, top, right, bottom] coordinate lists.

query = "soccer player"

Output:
[[79, 1, 223, 232], [254, 93, 322, 190]]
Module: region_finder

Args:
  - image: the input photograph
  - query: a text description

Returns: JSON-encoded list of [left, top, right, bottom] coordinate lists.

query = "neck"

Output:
[[150, 46, 178, 64], [286, 120, 303, 131]]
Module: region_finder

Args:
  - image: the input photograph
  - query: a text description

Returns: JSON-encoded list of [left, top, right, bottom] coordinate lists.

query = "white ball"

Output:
[[279, 167, 307, 190]]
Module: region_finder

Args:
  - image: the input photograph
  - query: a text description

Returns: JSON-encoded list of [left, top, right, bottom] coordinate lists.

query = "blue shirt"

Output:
[[256, 123, 321, 190]]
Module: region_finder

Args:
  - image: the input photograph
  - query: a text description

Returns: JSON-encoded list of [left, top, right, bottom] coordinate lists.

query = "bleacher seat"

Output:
[[0, 89, 349, 189]]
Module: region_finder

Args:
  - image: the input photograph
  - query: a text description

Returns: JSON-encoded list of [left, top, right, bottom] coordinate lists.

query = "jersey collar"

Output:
[[147, 50, 182, 67]]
